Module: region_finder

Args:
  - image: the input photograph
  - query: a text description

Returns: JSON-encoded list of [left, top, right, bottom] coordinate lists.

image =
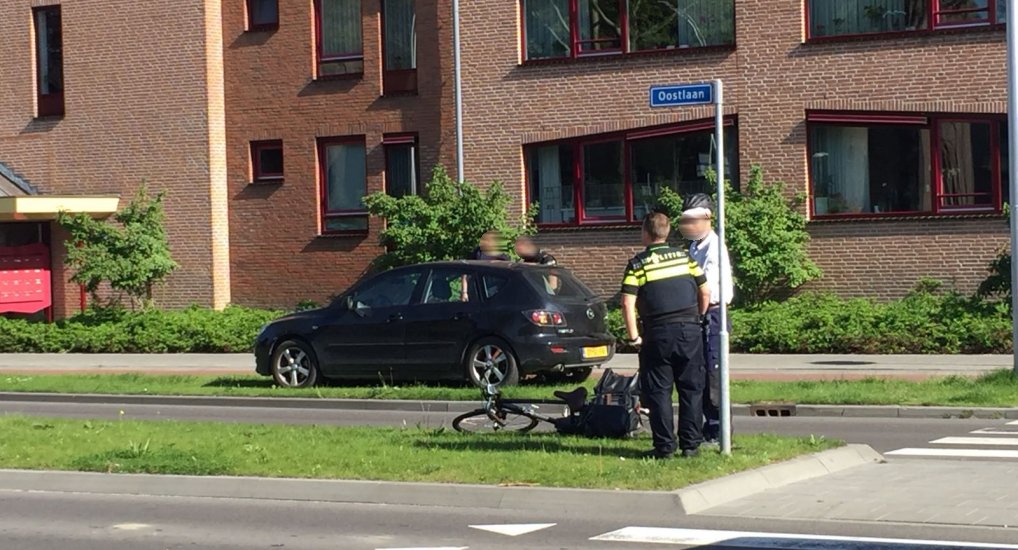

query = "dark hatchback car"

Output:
[[255, 261, 615, 388]]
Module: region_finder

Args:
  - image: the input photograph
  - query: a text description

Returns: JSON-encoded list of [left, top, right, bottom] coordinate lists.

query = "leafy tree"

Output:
[[363, 166, 535, 269], [656, 166, 822, 305], [57, 186, 178, 308]]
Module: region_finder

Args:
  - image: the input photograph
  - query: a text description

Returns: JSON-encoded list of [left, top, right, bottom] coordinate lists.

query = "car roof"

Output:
[[406, 260, 556, 272]]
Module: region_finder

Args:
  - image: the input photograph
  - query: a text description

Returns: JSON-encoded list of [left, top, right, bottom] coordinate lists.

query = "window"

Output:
[[808, 112, 1006, 218], [382, 0, 417, 93], [423, 269, 473, 304], [247, 0, 279, 30], [807, 0, 1005, 39], [522, 269, 594, 298], [251, 140, 284, 182], [628, 0, 735, 51], [319, 137, 368, 233], [481, 274, 510, 300], [316, 0, 363, 77], [383, 135, 419, 198], [522, 0, 734, 61], [33, 6, 64, 118], [526, 120, 738, 226], [355, 269, 422, 308]]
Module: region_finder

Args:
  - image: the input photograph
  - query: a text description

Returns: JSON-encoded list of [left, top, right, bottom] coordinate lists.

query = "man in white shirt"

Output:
[[679, 193, 734, 444]]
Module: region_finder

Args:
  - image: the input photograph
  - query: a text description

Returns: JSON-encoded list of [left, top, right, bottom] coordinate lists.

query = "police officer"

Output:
[[679, 193, 735, 445], [622, 212, 711, 459]]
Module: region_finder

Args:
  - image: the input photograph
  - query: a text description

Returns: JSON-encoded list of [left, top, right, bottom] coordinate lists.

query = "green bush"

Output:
[[655, 167, 822, 306], [363, 166, 535, 269], [607, 284, 1012, 354], [0, 307, 281, 353]]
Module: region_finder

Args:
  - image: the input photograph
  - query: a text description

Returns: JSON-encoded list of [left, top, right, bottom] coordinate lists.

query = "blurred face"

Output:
[[679, 216, 711, 241], [515, 238, 537, 258], [480, 232, 500, 253]]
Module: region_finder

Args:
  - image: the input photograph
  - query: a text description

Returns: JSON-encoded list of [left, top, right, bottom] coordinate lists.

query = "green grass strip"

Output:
[[3, 370, 1018, 407], [0, 416, 838, 491]]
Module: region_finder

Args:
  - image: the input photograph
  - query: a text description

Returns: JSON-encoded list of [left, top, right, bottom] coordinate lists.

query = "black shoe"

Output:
[[640, 449, 674, 460], [680, 448, 700, 459]]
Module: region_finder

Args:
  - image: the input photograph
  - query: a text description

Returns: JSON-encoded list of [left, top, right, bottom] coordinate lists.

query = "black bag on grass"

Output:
[[553, 369, 641, 438]]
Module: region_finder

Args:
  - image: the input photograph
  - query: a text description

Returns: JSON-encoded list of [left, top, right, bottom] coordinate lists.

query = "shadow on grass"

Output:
[[202, 378, 276, 389], [413, 434, 651, 459]]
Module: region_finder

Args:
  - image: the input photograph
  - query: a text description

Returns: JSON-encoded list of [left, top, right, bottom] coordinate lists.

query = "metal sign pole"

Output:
[[1008, 0, 1018, 374], [713, 79, 732, 456], [453, 0, 465, 184]]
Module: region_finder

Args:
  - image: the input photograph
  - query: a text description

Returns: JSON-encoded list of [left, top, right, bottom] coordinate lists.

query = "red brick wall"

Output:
[[223, 0, 456, 309], [458, 0, 1011, 300], [0, 0, 228, 315]]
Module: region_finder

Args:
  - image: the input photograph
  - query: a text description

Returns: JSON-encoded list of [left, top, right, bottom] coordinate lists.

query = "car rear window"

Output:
[[521, 269, 594, 300]]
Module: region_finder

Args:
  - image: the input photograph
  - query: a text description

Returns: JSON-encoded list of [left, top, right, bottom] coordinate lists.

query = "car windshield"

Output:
[[521, 268, 594, 300]]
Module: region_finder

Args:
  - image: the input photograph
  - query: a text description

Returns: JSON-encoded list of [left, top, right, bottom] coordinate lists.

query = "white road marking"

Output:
[[970, 428, 1018, 435], [468, 523, 556, 537], [886, 448, 1018, 459], [375, 547, 468, 550], [1007, 420, 1018, 426], [931, 437, 1018, 446], [590, 526, 1018, 548], [110, 523, 151, 531]]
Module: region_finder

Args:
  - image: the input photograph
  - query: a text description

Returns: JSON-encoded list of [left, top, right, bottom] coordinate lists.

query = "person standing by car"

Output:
[[621, 212, 710, 459], [469, 231, 510, 261], [679, 193, 735, 445], [514, 236, 557, 265]]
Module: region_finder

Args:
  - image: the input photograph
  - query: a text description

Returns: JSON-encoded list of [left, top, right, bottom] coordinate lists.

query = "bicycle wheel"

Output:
[[452, 408, 539, 434]]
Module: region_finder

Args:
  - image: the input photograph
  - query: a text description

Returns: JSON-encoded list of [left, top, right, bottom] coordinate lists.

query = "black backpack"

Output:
[[553, 369, 641, 438], [583, 369, 642, 438]]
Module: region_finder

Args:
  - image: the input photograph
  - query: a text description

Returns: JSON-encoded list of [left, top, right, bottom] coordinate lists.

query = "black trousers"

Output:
[[639, 322, 705, 454]]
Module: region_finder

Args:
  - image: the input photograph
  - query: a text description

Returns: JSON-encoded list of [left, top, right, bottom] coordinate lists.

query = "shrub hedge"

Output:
[[0, 307, 280, 353], [607, 286, 1012, 354], [1, 286, 1010, 354]]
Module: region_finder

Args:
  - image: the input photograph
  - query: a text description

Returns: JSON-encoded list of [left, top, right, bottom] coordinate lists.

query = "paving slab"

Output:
[[704, 459, 1018, 528]]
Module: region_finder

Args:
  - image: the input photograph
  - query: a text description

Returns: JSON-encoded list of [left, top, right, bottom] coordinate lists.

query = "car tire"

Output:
[[271, 339, 320, 389], [538, 367, 594, 385], [465, 338, 520, 388]]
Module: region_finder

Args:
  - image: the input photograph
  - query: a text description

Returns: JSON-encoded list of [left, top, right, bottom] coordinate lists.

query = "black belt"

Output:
[[642, 314, 702, 328]]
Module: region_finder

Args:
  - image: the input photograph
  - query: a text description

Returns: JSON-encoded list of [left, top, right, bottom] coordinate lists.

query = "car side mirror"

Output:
[[343, 295, 355, 311]]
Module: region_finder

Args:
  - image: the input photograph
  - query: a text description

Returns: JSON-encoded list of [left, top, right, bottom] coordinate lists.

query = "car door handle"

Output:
[[387, 313, 404, 323], [453, 312, 471, 320]]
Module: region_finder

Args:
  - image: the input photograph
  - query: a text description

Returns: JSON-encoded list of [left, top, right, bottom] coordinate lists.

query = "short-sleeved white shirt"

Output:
[[689, 230, 734, 306]]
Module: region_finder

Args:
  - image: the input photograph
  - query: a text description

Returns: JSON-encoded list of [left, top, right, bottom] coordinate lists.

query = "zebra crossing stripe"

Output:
[[931, 437, 1018, 446], [590, 527, 1018, 548], [886, 448, 1018, 459]]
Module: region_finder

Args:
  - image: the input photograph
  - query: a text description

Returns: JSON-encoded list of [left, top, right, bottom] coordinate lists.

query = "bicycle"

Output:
[[451, 377, 589, 434], [452, 364, 649, 435]]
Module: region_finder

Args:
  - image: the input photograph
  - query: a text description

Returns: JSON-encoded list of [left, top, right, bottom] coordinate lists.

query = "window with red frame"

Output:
[[522, 0, 734, 61], [808, 112, 1006, 218], [319, 137, 368, 233], [808, 0, 1005, 39], [382, 0, 417, 94], [33, 6, 64, 118], [315, 0, 363, 77], [251, 140, 283, 183], [247, 0, 279, 31], [525, 120, 738, 226], [383, 135, 419, 198]]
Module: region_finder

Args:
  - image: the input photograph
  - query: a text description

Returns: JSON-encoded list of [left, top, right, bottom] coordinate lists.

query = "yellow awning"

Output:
[[0, 196, 120, 221]]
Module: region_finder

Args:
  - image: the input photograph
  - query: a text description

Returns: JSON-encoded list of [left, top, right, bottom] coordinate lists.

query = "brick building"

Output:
[[0, 0, 1011, 318]]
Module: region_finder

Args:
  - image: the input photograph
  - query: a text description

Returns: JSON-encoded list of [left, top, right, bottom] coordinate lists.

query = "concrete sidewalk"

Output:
[[0, 353, 1006, 380]]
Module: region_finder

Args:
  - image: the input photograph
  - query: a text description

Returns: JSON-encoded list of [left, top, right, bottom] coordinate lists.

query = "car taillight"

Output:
[[526, 310, 566, 327]]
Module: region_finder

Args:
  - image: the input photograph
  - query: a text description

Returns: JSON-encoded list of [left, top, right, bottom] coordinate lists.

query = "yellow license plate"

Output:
[[582, 345, 609, 360]]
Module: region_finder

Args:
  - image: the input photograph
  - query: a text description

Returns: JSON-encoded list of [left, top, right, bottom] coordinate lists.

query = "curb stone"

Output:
[[0, 445, 880, 516], [1, 392, 1016, 419], [673, 444, 884, 514]]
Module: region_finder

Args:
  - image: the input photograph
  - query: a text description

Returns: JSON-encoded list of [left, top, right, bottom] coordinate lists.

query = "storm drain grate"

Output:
[[749, 404, 797, 417]]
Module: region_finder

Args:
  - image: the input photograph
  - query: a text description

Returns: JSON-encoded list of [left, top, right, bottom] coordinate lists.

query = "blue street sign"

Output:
[[649, 83, 714, 108]]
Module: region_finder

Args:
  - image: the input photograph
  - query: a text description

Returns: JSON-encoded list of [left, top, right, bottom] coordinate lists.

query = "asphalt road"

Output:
[[0, 396, 996, 453], [3, 488, 1017, 550]]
